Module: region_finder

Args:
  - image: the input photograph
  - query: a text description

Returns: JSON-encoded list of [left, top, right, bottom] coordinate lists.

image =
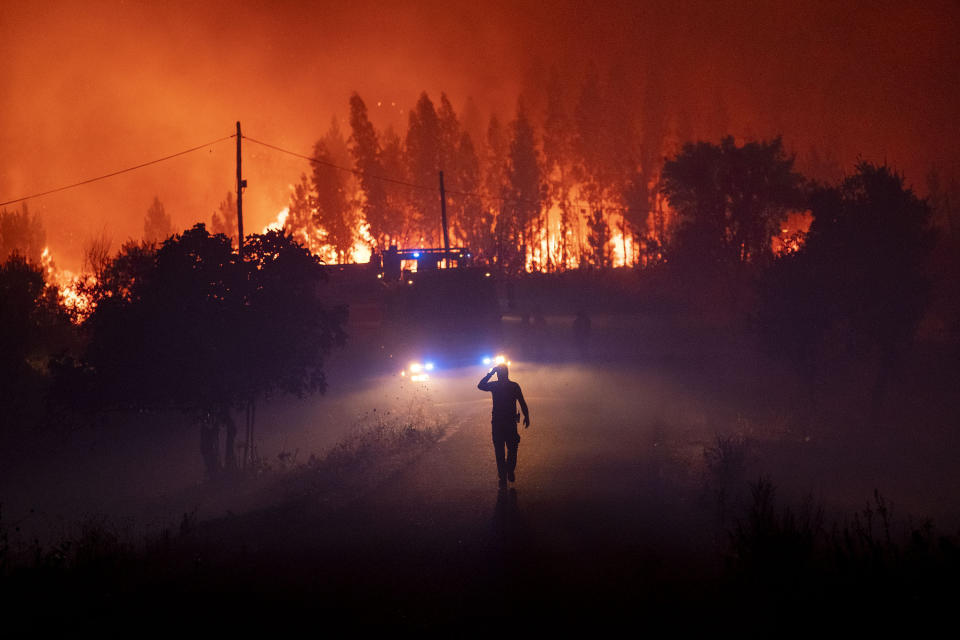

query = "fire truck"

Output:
[[326, 183, 502, 373], [321, 244, 502, 375]]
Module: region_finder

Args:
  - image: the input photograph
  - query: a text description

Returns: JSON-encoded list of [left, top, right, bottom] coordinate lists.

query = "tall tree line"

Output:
[[289, 61, 938, 273], [286, 94, 590, 270]]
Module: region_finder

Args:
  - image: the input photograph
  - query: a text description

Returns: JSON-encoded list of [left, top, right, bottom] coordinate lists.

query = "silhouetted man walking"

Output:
[[478, 364, 530, 488]]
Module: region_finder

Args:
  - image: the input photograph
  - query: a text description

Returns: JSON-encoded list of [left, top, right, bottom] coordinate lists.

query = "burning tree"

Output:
[[405, 93, 443, 245], [585, 208, 612, 268], [451, 131, 490, 260], [284, 86, 832, 273], [502, 101, 543, 272], [661, 136, 804, 266], [543, 66, 576, 268], [484, 115, 509, 266], [312, 120, 357, 263], [211, 191, 237, 244], [349, 93, 394, 249]]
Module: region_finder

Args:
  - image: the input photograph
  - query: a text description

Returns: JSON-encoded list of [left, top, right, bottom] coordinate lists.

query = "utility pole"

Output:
[[236, 120, 253, 472], [236, 121, 246, 258], [438, 171, 450, 268]]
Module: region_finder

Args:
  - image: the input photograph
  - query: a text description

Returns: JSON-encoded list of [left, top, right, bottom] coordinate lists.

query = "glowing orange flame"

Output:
[[41, 245, 95, 323], [265, 207, 373, 265], [262, 207, 290, 234], [772, 211, 813, 256]]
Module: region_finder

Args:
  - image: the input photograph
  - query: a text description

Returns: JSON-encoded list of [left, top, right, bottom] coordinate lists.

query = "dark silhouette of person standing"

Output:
[[478, 364, 530, 488]]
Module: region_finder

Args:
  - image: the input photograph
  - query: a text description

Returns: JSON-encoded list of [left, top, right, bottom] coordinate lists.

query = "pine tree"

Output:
[[504, 101, 543, 272], [405, 93, 442, 245], [349, 93, 390, 249], [586, 208, 611, 268], [543, 67, 575, 268], [312, 120, 356, 263], [437, 93, 461, 181], [143, 196, 173, 245], [286, 174, 318, 251], [379, 127, 410, 246], [484, 115, 508, 269], [211, 192, 237, 244], [452, 131, 490, 259], [0, 202, 46, 264]]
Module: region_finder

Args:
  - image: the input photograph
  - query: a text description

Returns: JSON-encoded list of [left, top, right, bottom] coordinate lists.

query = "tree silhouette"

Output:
[[284, 174, 318, 253], [757, 163, 935, 412], [211, 191, 237, 244], [662, 136, 803, 266], [623, 171, 657, 265], [574, 63, 606, 209], [638, 58, 670, 253], [0, 255, 46, 385], [379, 127, 410, 246], [238, 231, 347, 400], [585, 208, 612, 268], [503, 101, 543, 272], [437, 93, 461, 182], [73, 224, 347, 472], [92, 239, 156, 304], [484, 115, 509, 268], [312, 120, 356, 263], [81, 225, 236, 410], [0, 203, 46, 264], [543, 66, 575, 268], [573, 63, 634, 267], [82, 229, 113, 281], [143, 196, 173, 244], [349, 93, 392, 249], [405, 93, 442, 245], [0, 253, 67, 419], [451, 131, 489, 259]]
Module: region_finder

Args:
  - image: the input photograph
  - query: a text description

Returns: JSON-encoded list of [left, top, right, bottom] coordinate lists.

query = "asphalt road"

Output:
[[184, 362, 725, 629]]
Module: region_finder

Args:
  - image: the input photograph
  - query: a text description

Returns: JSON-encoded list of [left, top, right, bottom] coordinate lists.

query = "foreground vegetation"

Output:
[[3, 441, 958, 631]]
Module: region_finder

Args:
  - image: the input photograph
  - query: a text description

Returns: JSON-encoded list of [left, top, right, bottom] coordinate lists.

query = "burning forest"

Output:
[[2, 0, 960, 633]]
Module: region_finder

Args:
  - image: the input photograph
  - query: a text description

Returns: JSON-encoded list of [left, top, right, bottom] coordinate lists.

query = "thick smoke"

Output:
[[1, 0, 957, 269]]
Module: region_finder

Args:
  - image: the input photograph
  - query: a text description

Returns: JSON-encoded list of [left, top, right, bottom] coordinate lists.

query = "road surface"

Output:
[[183, 362, 724, 629]]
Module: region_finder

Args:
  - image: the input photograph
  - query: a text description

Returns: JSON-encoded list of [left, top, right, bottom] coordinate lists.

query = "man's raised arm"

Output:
[[478, 369, 495, 391]]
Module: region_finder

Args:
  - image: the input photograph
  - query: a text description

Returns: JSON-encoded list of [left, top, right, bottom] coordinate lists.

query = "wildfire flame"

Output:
[[40, 246, 95, 323], [265, 207, 373, 265], [771, 211, 813, 256], [262, 207, 289, 234]]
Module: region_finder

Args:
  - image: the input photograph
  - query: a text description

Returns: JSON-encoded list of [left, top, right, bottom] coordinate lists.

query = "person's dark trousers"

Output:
[[492, 421, 520, 480]]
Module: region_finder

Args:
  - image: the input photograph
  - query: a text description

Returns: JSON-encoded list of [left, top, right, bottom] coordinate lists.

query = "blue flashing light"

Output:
[[413, 252, 421, 258], [482, 357, 491, 365], [425, 362, 435, 371]]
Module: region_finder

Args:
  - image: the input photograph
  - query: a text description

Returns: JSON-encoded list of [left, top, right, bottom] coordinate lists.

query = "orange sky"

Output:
[[2, 0, 958, 269]]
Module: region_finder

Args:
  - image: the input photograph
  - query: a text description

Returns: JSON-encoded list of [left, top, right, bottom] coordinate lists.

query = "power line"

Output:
[[243, 133, 625, 215], [246, 133, 541, 208], [241, 135, 437, 194], [1, 127, 631, 220], [0, 134, 237, 208]]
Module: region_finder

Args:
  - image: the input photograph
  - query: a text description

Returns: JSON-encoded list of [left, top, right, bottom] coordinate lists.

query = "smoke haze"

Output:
[[2, 0, 957, 269]]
